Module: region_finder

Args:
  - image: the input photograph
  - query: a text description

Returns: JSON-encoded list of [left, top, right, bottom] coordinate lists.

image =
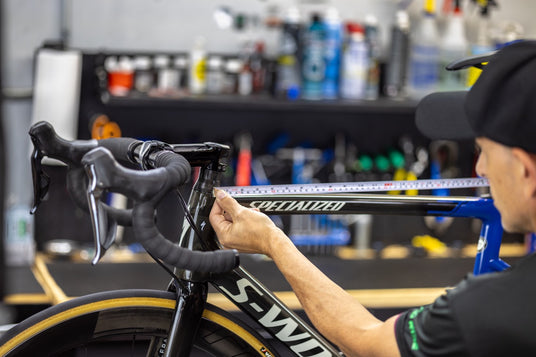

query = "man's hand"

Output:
[[209, 189, 287, 256]]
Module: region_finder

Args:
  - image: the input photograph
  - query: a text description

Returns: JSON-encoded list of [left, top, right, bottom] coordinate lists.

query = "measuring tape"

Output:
[[221, 177, 489, 197]]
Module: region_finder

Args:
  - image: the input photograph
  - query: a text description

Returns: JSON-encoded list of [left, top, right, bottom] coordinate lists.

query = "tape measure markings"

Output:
[[220, 178, 489, 197]]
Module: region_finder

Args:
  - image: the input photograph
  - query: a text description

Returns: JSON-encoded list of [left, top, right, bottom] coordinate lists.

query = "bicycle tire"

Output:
[[0, 289, 279, 356]]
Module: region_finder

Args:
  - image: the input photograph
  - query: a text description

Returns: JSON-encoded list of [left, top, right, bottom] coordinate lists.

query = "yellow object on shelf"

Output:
[[424, 0, 435, 14], [412, 234, 447, 255]]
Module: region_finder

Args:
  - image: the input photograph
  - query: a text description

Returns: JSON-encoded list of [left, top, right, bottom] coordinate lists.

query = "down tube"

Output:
[[212, 267, 341, 357]]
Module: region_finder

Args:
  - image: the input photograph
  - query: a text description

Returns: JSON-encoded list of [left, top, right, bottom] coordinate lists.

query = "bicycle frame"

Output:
[[29, 133, 507, 356], [164, 158, 507, 356]]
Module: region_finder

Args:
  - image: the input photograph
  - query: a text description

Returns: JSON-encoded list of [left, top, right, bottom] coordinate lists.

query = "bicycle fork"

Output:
[[149, 280, 208, 357]]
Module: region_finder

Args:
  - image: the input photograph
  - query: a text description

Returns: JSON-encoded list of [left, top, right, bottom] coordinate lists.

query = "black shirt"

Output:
[[395, 253, 536, 356]]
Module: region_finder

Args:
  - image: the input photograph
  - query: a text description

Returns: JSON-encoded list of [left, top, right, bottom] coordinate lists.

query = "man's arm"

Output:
[[209, 189, 401, 357]]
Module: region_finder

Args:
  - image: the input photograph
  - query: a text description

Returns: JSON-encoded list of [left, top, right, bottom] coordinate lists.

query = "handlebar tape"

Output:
[[97, 137, 140, 166], [83, 147, 239, 273], [133, 202, 240, 273]]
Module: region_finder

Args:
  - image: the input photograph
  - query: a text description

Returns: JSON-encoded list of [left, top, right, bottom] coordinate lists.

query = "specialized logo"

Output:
[[249, 200, 346, 212], [219, 278, 333, 357]]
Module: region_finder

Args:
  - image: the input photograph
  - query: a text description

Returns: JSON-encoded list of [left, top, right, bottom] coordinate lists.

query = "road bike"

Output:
[[0, 121, 507, 356]]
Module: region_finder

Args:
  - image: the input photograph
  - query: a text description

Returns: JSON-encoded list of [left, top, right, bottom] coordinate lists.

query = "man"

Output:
[[209, 40, 536, 356]]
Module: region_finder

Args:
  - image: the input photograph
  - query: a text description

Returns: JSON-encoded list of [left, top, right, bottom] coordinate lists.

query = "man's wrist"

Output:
[[266, 227, 293, 258]]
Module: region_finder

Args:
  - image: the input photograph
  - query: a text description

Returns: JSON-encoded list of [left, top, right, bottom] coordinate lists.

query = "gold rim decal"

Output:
[[202, 310, 275, 356], [0, 297, 175, 354]]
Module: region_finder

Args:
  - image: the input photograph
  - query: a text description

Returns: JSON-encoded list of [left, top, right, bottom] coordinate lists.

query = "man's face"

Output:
[[475, 137, 532, 233]]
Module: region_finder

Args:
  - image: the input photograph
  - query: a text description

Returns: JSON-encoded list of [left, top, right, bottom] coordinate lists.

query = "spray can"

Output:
[[322, 7, 343, 100], [302, 13, 325, 100], [364, 15, 380, 100], [277, 7, 302, 99], [385, 10, 410, 98], [340, 22, 368, 100], [407, 0, 440, 100]]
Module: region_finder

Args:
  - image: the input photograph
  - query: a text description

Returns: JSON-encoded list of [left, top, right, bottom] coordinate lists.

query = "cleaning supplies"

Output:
[[189, 36, 207, 95], [385, 9, 411, 99], [439, 0, 468, 91], [407, 0, 440, 99], [322, 7, 343, 100], [277, 7, 302, 99], [466, 0, 497, 88], [302, 13, 325, 100], [340, 22, 368, 100], [364, 15, 380, 100]]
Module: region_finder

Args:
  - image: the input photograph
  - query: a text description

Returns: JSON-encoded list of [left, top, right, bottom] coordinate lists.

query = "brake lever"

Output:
[[30, 147, 51, 214], [85, 163, 118, 265]]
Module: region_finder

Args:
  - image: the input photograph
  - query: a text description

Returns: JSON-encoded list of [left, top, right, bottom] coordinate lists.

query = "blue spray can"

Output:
[[302, 13, 325, 100], [322, 7, 342, 99]]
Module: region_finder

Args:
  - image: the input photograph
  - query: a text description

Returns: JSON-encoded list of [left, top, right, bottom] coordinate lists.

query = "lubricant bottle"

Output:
[[439, 0, 468, 91], [322, 7, 343, 100], [364, 15, 380, 100], [302, 13, 325, 100], [407, 0, 440, 99], [385, 9, 410, 98], [189, 36, 207, 95], [340, 22, 368, 100], [277, 7, 302, 99]]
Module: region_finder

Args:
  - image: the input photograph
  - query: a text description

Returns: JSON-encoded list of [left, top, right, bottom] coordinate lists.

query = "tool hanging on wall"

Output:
[[90, 114, 121, 140]]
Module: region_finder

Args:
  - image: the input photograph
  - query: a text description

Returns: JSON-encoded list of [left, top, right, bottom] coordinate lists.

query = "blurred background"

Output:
[[1, 0, 535, 328]]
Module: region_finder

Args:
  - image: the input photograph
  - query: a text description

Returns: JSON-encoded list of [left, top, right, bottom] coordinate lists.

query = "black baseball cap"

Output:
[[416, 40, 536, 153]]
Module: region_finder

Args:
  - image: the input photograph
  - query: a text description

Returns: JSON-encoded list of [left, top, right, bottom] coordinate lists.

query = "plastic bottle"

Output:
[[105, 56, 134, 96], [238, 49, 253, 96], [340, 22, 368, 100], [154, 55, 180, 95], [133, 56, 154, 93], [407, 0, 440, 100], [206, 56, 225, 95], [302, 13, 325, 100], [466, 2, 496, 88], [439, 0, 468, 91], [322, 7, 343, 100], [385, 9, 410, 99], [224, 58, 242, 94], [250, 42, 266, 93], [174, 55, 189, 91], [277, 7, 302, 99], [189, 36, 207, 95], [364, 15, 380, 100], [5, 205, 34, 266]]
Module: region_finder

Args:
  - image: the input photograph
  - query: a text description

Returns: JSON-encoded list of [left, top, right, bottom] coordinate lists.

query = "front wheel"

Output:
[[0, 289, 279, 356]]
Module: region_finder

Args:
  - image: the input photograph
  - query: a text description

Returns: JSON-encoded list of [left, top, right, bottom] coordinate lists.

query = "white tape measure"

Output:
[[221, 177, 489, 197]]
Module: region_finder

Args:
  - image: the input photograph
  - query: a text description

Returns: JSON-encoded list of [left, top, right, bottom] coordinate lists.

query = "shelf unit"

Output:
[[34, 52, 484, 251]]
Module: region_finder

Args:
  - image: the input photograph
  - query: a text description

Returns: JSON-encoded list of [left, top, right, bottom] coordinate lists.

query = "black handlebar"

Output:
[[30, 121, 239, 274]]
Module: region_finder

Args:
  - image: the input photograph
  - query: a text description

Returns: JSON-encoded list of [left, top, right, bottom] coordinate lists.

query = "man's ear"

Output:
[[512, 148, 536, 197]]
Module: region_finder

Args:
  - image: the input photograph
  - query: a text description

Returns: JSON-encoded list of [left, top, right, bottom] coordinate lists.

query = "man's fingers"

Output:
[[214, 189, 240, 216], [209, 206, 232, 235]]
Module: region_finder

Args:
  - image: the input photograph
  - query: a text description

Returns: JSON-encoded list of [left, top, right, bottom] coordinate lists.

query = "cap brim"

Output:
[[415, 91, 475, 140]]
